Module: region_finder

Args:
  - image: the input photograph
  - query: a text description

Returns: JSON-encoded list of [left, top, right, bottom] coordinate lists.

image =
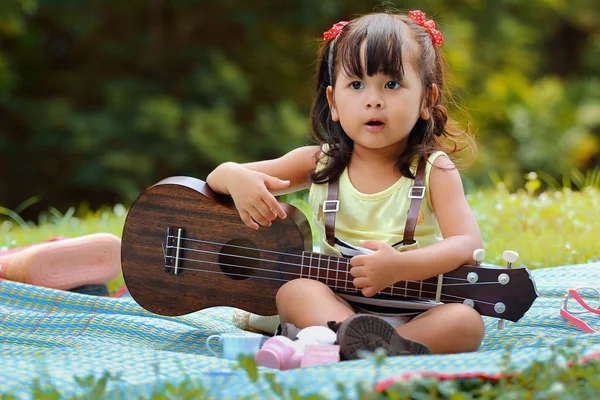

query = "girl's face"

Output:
[[326, 43, 431, 158]]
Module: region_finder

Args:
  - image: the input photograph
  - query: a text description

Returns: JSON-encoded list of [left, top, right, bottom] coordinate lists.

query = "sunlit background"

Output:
[[1, 0, 599, 219]]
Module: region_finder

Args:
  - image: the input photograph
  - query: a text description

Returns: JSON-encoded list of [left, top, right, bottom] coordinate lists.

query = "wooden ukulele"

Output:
[[121, 176, 539, 322]]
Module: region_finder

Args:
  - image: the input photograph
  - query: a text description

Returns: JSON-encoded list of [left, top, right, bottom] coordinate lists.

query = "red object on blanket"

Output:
[[113, 285, 129, 298], [560, 287, 600, 333]]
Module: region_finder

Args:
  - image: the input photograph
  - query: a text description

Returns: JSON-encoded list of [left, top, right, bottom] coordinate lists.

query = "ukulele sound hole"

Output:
[[219, 239, 260, 280]]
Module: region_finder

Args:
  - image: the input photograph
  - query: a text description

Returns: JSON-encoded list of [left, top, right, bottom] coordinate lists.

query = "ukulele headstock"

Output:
[[444, 249, 539, 323]]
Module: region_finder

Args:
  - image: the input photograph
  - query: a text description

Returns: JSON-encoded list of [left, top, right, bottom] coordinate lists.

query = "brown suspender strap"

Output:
[[324, 156, 427, 248], [324, 178, 339, 247], [402, 157, 427, 245]]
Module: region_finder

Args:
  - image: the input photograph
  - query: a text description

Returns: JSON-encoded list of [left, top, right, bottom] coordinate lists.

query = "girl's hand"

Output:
[[228, 168, 290, 229], [349, 240, 402, 297]]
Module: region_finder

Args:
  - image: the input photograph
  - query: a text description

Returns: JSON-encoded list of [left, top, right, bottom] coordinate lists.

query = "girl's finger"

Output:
[[353, 277, 368, 289], [266, 196, 287, 219], [249, 207, 272, 227], [362, 286, 377, 298], [255, 200, 278, 222], [350, 256, 365, 267], [240, 210, 259, 230]]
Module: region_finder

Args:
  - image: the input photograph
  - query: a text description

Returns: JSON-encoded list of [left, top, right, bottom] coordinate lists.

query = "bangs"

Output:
[[335, 14, 414, 82]]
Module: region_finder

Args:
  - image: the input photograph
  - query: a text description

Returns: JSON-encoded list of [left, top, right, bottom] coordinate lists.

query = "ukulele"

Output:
[[121, 176, 539, 322]]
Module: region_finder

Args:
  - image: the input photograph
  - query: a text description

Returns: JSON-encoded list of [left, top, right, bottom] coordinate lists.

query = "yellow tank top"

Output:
[[308, 147, 445, 256]]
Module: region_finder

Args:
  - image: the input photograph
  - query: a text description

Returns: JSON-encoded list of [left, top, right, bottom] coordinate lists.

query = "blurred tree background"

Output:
[[0, 0, 599, 218]]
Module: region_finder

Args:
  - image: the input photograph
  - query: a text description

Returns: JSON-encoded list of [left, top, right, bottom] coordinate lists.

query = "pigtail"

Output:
[[310, 43, 333, 146], [429, 47, 477, 167], [309, 37, 353, 184], [398, 16, 477, 173]]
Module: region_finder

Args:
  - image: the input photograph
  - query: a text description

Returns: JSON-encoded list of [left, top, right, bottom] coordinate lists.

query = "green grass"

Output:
[[0, 203, 127, 247], [1, 179, 599, 398], [471, 185, 600, 268]]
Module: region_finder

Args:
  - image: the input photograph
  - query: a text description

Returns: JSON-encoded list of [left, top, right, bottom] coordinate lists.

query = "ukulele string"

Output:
[[169, 235, 313, 259], [169, 235, 465, 282], [165, 241, 492, 288], [161, 241, 167, 264], [161, 262, 498, 307], [163, 255, 499, 306]]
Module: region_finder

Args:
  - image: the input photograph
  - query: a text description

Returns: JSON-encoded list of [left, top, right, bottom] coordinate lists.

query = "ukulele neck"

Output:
[[298, 251, 441, 302]]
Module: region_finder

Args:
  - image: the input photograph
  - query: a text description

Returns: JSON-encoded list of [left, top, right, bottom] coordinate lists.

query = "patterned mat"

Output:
[[1, 263, 599, 399]]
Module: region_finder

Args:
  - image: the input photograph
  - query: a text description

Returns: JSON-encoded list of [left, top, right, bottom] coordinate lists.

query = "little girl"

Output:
[[207, 9, 485, 360]]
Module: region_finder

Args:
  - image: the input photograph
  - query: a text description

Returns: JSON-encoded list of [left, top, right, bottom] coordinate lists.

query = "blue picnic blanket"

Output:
[[1, 262, 599, 399]]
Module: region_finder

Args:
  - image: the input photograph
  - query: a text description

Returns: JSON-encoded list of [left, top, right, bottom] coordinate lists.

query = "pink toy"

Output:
[[254, 336, 303, 371], [300, 344, 340, 367], [254, 336, 303, 370]]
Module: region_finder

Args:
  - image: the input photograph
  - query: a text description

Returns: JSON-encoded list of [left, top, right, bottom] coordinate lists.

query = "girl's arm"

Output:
[[395, 154, 483, 281], [206, 145, 320, 229], [206, 145, 320, 195]]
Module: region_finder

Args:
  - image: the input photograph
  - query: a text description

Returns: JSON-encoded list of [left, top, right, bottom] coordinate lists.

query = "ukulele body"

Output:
[[121, 176, 312, 316]]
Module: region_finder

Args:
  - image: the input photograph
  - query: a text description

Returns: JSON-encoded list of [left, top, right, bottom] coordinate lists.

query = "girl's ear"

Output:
[[420, 84, 439, 120], [326, 86, 340, 122]]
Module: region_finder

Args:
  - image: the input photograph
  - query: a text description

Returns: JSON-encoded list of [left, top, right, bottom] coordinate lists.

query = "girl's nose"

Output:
[[365, 95, 384, 109]]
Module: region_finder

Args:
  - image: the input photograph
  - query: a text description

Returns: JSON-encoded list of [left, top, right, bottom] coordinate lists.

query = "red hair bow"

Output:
[[323, 21, 350, 41], [408, 10, 444, 47]]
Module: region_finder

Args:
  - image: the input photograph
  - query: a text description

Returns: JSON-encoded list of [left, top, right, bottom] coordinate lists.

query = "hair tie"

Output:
[[323, 21, 350, 41], [408, 10, 444, 47], [323, 21, 350, 85]]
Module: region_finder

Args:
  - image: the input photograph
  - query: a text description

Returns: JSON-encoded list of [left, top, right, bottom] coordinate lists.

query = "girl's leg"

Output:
[[396, 303, 485, 354], [276, 278, 355, 328], [0, 233, 121, 290]]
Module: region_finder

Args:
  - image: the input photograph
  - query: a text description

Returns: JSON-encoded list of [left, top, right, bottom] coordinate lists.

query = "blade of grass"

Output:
[[13, 195, 41, 214], [536, 171, 560, 191], [0, 206, 28, 230]]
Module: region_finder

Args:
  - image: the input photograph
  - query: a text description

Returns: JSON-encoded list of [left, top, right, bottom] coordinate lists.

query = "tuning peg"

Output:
[[496, 250, 519, 330], [502, 250, 519, 269], [473, 249, 485, 266]]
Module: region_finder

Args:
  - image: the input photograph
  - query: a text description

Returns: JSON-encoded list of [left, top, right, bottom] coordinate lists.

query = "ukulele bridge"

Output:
[[165, 227, 185, 275]]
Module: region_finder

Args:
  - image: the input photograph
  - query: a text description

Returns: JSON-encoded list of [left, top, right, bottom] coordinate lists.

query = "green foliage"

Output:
[[0, 0, 599, 214]]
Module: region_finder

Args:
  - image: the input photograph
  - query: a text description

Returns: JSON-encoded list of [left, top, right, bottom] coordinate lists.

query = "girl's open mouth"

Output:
[[364, 120, 385, 132]]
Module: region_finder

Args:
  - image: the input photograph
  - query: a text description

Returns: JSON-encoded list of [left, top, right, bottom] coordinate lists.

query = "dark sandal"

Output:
[[336, 314, 432, 360], [275, 322, 301, 340]]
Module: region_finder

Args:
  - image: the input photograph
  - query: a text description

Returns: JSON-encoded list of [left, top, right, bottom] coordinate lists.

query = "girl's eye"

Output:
[[350, 81, 364, 90], [385, 81, 402, 89]]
